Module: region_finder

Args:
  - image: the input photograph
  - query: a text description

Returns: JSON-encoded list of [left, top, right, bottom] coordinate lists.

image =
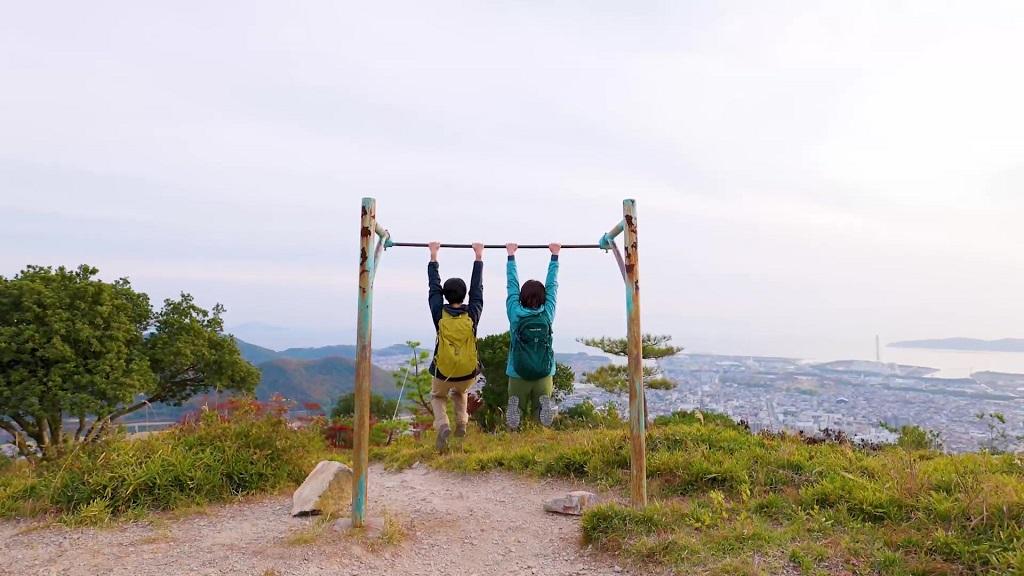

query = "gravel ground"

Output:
[[0, 463, 643, 576]]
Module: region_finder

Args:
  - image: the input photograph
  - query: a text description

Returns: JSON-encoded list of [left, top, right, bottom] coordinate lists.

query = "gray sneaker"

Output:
[[507, 396, 521, 430], [435, 424, 451, 452], [539, 395, 555, 427], [454, 424, 467, 438]]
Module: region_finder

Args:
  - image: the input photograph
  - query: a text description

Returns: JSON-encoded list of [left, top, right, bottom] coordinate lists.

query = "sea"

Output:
[[875, 348, 1024, 378]]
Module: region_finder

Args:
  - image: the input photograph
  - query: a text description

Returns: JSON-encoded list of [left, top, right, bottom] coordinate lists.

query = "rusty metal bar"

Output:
[[622, 198, 647, 508], [371, 229, 388, 285], [609, 240, 627, 281], [387, 242, 600, 249], [351, 197, 376, 527]]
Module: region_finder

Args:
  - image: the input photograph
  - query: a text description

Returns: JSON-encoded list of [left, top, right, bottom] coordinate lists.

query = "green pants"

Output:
[[508, 376, 554, 421]]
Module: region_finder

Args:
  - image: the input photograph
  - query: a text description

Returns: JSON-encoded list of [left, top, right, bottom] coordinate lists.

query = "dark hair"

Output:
[[442, 278, 467, 304], [520, 280, 546, 309]]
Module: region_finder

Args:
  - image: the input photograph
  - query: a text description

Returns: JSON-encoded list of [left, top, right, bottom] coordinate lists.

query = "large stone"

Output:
[[291, 460, 353, 517], [543, 491, 599, 516]]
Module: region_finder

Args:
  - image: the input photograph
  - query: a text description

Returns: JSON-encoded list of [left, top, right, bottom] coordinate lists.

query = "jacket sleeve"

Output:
[[543, 256, 559, 321], [468, 260, 483, 328], [506, 256, 520, 322], [428, 261, 443, 330]]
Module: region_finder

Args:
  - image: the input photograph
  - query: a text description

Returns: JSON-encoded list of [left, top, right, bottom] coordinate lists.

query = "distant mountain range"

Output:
[[256, 357, 394, 405], [889, 338, 1024, 353], [127, 338, 607, 422], [234, 339, 397, 406], [234, 339, 420, 364]]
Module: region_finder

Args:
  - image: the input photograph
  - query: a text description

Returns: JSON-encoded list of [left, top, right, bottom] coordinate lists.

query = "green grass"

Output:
[[375, 413, 1024, 575], [0, 408, 339, 524], [286, 512, 338, 546]]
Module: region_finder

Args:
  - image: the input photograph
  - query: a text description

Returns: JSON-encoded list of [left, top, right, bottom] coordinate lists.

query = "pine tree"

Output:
[[578, 334, 682, 423]]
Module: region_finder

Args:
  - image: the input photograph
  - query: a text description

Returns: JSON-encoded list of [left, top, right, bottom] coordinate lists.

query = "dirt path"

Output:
[[1, 464, 640, 576]]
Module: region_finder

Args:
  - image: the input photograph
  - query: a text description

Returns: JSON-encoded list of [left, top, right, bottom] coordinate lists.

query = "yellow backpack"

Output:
[[436, 310, 478, 378]]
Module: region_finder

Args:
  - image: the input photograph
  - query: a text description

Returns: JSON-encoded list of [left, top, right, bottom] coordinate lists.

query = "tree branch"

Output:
[[49, 412, 64, 449], [10, 414, 37, 438], [0, 419, 19, 436], [0, 419, 32, 456], [107, 398, 158, 422], [37, 414, 52, 457], [74, 415, 87, 443], [82, 397, 161, 444]]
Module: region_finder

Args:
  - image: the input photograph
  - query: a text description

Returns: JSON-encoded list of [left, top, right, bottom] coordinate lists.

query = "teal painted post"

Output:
[[623, 199, 647, 508], [352, 197, 376, 527]]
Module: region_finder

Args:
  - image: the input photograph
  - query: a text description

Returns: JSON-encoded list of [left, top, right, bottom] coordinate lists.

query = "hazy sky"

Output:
[[2, 2, 1023, 360]]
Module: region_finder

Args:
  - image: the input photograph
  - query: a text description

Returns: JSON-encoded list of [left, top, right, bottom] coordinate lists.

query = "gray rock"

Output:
[[543, 491, 599, 516], [291, 460, 353, 516]]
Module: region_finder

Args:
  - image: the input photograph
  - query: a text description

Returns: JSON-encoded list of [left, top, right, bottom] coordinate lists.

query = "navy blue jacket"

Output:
[[428, 260, 483, 381]]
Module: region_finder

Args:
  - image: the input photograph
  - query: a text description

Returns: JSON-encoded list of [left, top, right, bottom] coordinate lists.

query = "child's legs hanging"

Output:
[[529, 375, 555, 419], [507, 378, 533, 413]]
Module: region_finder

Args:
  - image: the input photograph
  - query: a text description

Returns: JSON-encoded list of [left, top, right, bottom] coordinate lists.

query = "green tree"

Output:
[[553, 362, 576, 402], [578, 334, 682, 422], [331, 392, 398, 421], [0, 265, 260, 457], [473, 332, 574, 431], [880, 422, 943, 451], [392, 340, 432, 416]]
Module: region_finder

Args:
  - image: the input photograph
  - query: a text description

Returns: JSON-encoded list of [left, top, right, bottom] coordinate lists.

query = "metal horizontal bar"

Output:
[[389, 242, 601, 249]]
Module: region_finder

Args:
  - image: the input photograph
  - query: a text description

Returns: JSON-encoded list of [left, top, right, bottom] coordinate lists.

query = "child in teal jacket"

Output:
[[505, 242, 560, 429]]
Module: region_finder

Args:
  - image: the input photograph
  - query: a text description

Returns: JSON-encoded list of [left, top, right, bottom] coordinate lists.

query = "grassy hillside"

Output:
[[256, 357, 395, 406], [1, 407, 335, 522], [376, 412, 1024, 575]]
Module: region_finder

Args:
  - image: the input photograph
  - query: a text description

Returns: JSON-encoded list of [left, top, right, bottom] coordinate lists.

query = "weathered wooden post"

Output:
[[623, 198, 647, 508], [352, 197, 376, 527]]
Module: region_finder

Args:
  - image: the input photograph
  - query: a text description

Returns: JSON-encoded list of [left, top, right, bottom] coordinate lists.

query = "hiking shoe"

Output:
[[507, 396, 522, 430], [435, 424, 451, 452], [539, 395, 556, 427], [454, 424, 467, 438]]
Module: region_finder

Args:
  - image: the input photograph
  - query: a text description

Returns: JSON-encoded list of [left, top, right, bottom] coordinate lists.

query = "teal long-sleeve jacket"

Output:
[[505, 254, 559, 379]]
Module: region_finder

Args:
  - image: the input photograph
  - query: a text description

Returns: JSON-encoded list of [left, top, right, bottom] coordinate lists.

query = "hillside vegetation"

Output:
[[377, 411, 1024, 575], [0, 402, 334, 523], [256, 356, 395, 406], [138, 340, 397, 421]]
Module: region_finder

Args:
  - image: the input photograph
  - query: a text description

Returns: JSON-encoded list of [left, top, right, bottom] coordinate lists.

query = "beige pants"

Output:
[[431, 376, 473, 430]]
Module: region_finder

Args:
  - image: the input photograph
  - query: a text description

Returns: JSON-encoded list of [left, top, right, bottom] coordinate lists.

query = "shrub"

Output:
[[897, 424, 943, 451], [331, 392, 398, 421], [324, 417, 410, 449], [654, 409, 740, 429], [0, 404, 334, 522], [554, 400, 623, 430]]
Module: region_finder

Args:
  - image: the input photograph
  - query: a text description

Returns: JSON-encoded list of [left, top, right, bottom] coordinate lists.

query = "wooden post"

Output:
[[623, 198, 647, 508], [352, 197, 376, 527]]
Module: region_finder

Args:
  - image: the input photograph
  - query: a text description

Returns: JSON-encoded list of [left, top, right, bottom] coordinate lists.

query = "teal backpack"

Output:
[[513, 313, 554, 380]]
